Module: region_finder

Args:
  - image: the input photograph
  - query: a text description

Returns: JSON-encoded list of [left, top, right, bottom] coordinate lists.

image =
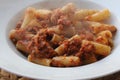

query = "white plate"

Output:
[[0, 0, 120, 80]]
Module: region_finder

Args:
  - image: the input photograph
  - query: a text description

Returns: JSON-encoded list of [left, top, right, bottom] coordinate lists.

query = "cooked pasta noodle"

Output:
[[21, 7, 36, 29], [82, 40, 111, 56], [74, 9, 98, 21], [51, 56, 81, 67], [85, 9, 110, 21]]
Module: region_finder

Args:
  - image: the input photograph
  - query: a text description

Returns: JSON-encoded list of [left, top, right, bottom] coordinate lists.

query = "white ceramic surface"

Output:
[[0, 0, 120, 80]]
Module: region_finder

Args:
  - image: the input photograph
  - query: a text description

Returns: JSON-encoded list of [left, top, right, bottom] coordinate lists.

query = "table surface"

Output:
[[0, 69, 120, 80]]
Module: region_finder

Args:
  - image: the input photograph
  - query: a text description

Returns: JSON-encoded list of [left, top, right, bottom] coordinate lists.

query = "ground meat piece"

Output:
[[39, 19, 51, 28], [27, 29, 57, 58], [15, 20, 23, 30], [79, 30, 94, 41], [50, 8, 63, 25], [26, 26, 41, 34], [63, 38, 82, 55], [57, 15, 72, 26], [75, 41, 96, 65], [76, 40, 94, 58], [10, 29, 34, 43]]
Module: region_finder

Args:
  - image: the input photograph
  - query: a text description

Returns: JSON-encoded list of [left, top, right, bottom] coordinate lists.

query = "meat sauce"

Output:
[[9, 3, 116, 67]]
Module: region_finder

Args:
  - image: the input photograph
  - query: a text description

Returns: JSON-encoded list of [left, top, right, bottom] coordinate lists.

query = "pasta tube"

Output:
[[95, 36, 108, 45], [21, 7, 36, 29], [85, 9, 110, 21], [35, 9, 52, 19], [55, 35, 81, 55], [82, 53, 97, 65], [96, 30, 113, 46], [16, 41, 30, 54], [60, 3, 76, 14], [51, 34, 64, 43], [97, 30, 112, 38], [74, 9, 98, 20], [28, 54, 52, 66], [9, 30, 20, 40], [9, 29, 34, 41], [88, 21, 117, 34], [26, 19, 42, 28], [82, 40, 111, 56], [54, 44, 65, 56], [51, 56, 81, 67]]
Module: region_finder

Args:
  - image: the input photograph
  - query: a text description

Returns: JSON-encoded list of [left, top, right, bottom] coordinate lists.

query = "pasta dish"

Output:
[[9, 3, 117, 67]]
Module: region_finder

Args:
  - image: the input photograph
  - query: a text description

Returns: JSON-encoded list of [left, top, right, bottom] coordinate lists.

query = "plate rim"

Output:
[[0, 0, 120, 80]]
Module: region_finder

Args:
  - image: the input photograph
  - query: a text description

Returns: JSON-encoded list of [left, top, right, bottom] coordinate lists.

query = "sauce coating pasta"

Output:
[[9, 3, 117, 67]]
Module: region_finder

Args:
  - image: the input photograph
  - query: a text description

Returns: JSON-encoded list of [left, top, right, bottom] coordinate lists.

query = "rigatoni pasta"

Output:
[[28, 54, 52, 66], [60, 3, 76, 14], [16, 41, 30, 54], [51, 56, 81, 67], [74, 9, 98, 21], [21, 7, 36, 29], [9, 3, 117, 67], [82, 40, 111, 56], [85, 9, 110, 21]]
